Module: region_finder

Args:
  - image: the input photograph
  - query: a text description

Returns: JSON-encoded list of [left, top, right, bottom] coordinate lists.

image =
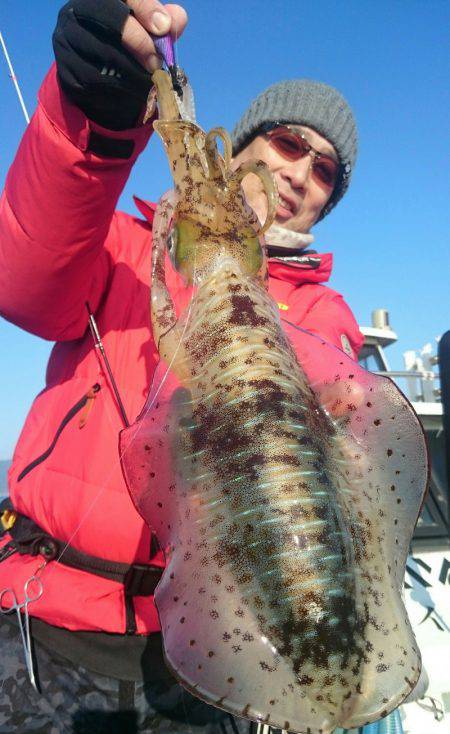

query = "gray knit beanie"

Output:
[[230, 79, 357, 220]]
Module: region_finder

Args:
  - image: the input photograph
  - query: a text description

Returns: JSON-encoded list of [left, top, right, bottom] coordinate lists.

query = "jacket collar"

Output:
[[134, 196, 157, 223], [267, 252, 333, 286], [134, 197, 332, 287]]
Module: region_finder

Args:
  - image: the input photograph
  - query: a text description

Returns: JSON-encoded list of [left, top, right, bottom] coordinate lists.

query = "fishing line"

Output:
[[6, 35, 200, 576], [27, 50, 203, 584], [51, 62, 202, 565], [1, 20, 186, 566], [41, 195, 200, 577]]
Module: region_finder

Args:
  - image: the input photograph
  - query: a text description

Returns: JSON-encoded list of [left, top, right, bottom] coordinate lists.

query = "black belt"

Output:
[[0, 498, 162, 598]]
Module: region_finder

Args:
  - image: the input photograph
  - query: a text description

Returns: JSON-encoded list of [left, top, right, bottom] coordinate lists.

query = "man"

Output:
[[0, 1, 363, 732]]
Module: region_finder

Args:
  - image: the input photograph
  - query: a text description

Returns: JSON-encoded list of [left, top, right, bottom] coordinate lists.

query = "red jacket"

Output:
[[0, 66, 364, 634]]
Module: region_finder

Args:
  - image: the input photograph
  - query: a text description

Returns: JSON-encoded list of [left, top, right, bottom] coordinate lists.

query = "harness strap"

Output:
[[0, 541, 17, 562], [1, 501, 162, 597]]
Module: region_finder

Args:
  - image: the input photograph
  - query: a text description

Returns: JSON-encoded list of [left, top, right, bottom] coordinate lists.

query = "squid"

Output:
[[120, 69, 428, 733]]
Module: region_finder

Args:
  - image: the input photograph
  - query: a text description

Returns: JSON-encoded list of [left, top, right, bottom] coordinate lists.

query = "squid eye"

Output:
[[167, 225, 178, 254]]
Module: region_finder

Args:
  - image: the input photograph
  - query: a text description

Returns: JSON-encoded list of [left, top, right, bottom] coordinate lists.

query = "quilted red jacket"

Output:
[[0, 66, 364, 634]]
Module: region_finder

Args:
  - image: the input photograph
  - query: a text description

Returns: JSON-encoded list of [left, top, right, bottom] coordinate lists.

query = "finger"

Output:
[[122, 4, 188, 72], [126, 1, 187, 37], [122, 14, 160, 72], [163, 4, 188, 38]]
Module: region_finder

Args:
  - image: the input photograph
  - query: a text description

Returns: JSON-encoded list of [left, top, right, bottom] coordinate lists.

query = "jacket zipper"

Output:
[[17, 383, 101, 482]]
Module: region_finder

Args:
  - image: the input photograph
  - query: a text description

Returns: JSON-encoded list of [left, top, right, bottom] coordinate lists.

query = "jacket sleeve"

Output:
[[0, 65, 154, 341], [298, 288, 364, 360]]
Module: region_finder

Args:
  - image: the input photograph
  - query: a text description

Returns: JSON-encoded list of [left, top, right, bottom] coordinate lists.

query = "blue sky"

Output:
[[0, 0, 449, 459]]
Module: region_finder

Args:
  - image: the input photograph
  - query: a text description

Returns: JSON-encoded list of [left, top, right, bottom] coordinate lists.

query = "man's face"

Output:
[[232, 125, 338, 233]]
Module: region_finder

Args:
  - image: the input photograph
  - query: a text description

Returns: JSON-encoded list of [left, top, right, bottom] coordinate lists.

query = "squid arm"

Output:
[[230, 158, 279, 235], [150, 191, 189, 380]]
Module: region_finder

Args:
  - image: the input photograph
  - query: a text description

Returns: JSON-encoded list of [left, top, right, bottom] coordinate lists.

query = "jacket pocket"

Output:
[[17, 383, 101, 482]]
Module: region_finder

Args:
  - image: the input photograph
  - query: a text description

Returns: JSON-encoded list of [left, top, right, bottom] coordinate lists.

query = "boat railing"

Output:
[[402, 346, 442, 404], [361, 311, 442, 405], [374, 369, 441, 404]]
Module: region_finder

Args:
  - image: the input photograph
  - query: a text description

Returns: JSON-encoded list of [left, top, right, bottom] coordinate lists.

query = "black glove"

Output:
[[53, 0, 153, 130]]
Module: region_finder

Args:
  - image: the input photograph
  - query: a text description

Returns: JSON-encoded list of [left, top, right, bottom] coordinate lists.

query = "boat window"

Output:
[[358, 345, 386, 372], [413, 429, 450, 544]]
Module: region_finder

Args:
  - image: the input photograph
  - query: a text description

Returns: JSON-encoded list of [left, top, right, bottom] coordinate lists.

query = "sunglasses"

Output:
[[261, 123, 340, 188]]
